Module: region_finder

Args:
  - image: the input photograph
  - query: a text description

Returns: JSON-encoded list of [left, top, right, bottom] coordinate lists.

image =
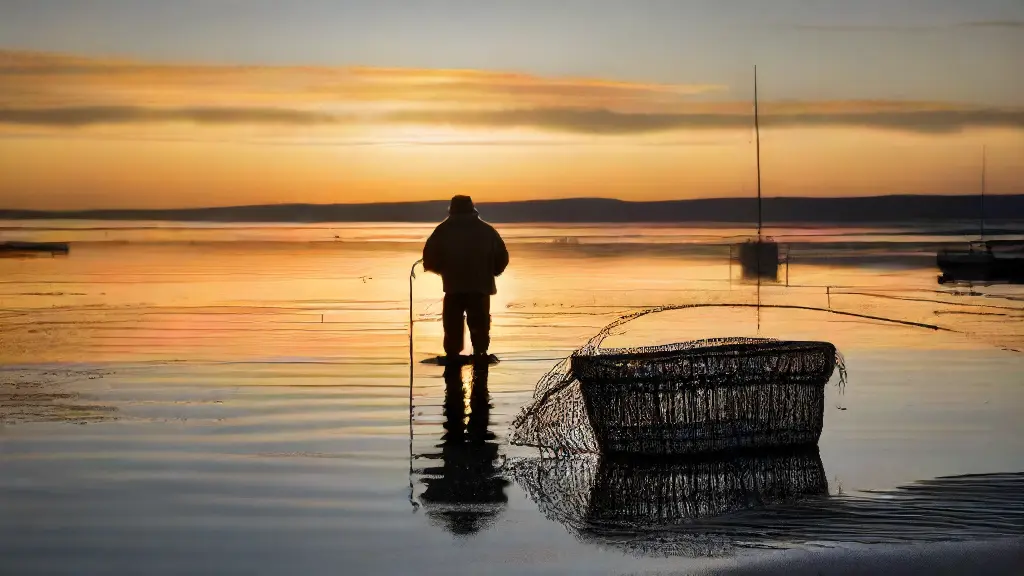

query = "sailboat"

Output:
[[937, 148, 1024, 284], [737, 66, 780, 280]]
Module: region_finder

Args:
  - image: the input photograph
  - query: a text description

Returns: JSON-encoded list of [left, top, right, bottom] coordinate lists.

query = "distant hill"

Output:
[[2, 195, 1023, 224]]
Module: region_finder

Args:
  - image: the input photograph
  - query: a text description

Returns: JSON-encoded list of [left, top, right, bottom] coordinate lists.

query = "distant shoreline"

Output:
[[3, 195, 1023, 224]]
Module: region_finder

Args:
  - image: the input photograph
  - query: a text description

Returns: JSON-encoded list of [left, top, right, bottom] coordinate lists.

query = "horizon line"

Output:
[[3, 192, 1023, 214]]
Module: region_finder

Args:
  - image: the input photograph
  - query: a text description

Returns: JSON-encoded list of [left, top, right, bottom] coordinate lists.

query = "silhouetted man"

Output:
[[423, 195, 509, 360]]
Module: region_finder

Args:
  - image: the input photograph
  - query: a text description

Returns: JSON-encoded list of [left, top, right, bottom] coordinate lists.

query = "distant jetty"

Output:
[[0, 241, 69, 254]]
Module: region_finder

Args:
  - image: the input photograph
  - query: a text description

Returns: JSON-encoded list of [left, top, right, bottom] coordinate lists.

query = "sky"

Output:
[[0, 0, 1022, 209]]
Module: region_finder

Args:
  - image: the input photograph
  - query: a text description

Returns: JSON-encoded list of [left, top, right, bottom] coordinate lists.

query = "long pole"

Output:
[[408, 258, 422, 512], [410, 259, 422, 370]]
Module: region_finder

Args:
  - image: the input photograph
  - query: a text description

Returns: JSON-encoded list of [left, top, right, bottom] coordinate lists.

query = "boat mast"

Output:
[[754, 66, 762, 333], [754, 66, 763, 239], [980, 145, 986, 241]]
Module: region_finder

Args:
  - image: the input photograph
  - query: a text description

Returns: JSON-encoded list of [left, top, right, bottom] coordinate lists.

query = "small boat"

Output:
[[936, 148, 1024, 284], [734, 67, 780, 281], [938, 241, 1024, 284], [737, 239, 779, 279], [571, 338, 842, 456], [0, 241, 70, 254]]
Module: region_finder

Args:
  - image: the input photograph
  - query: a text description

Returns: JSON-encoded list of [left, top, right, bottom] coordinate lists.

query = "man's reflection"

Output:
[[420, 364, 508, 536]]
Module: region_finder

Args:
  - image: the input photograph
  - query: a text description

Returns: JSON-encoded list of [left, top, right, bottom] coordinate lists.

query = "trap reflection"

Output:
[[510, 447, 827, 556], [512, 449, 1024, 556]]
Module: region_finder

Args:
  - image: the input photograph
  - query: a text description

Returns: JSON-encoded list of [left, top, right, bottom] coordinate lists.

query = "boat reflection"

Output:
[[418, 364, 508, 536]]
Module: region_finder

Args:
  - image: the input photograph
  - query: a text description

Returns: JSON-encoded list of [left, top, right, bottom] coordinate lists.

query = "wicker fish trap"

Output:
[[510, 307, 846, 456], [573, 338, 840, 455]]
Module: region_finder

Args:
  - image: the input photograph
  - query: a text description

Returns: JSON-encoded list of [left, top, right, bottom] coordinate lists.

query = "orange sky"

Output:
[[1, 50, 1022, 209]]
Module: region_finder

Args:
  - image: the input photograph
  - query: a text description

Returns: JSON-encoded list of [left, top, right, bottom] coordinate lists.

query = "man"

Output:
[[423, 195, 509, 361]]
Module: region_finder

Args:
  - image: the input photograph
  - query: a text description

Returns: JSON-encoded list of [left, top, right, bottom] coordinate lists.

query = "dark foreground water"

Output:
[[2, 222, 1023, 574]]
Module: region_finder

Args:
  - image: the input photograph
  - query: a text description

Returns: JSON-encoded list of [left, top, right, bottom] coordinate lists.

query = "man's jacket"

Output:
[[423, 213, 509, 295]]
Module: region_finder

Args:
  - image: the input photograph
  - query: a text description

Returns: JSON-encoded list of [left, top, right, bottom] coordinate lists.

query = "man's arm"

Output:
[[493, 229, 509, 276], [422, 228, 443, 273]]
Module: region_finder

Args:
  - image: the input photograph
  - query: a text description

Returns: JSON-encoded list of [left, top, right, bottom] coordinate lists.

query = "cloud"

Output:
[[389, 107, 1024, 134], [791, 20, 1024, 32], [1, 50, 1021, 136], [0, 106, 339, 127], [0, 50, 725, 110], [960, 20, 1024, 29], [3, 104, 1022, 134], [790, 24, 934, 32]]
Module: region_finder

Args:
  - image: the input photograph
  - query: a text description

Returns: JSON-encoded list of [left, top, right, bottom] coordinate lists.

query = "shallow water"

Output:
[[1, 222, 1023, 574]]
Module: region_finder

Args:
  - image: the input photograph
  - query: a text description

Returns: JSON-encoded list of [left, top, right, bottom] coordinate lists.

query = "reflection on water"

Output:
[[418, 364, 509, 536], [511, 448, 828, 556], [511, 450, 1024, 557]]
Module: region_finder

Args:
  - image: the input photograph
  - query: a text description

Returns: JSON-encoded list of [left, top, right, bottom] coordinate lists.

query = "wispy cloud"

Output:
[[790, 23, 934, 33], [0, 50, 725, 110], [0, 106, 339, 127], [960, 20, 1024, 29], [390, 107, 1024, 134], [3, 104, 1022, 134], [0, 50, 1021, 135], [791, 20, 1024, 32]]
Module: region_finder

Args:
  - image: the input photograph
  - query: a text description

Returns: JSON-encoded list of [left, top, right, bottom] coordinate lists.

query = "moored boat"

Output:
[[936, 147, 1024, 284], [937, 241, 1024, 284], [737, 239, 780, 279]]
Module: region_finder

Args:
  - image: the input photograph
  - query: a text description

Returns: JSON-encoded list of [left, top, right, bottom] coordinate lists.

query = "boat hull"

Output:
[[736, 241, 779, 280], [937, 249, 1024, 284]]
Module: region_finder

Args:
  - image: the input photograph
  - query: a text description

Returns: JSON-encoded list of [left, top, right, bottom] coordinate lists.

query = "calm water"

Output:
[[2, 222, 1023, 574]]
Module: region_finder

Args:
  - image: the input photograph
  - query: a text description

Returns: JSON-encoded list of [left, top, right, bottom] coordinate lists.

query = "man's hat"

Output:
[[449, 195, 477, 215]]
